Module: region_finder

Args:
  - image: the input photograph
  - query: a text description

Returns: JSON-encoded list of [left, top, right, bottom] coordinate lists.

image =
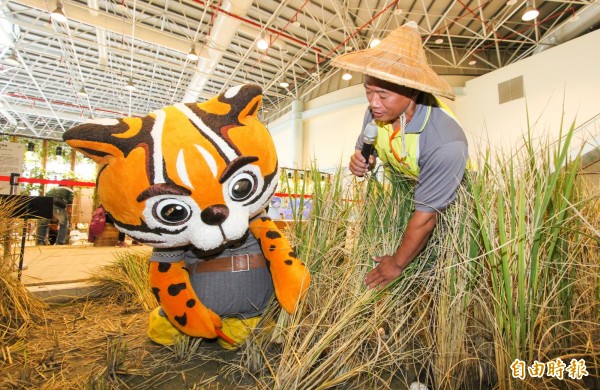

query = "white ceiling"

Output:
[[1, 0, 598, 140]]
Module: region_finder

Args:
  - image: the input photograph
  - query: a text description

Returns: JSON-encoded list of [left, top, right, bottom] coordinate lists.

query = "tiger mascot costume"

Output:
[[63, 84, 310, 348]]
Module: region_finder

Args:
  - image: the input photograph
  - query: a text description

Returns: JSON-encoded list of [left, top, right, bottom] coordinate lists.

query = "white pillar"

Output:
[[290, 99, 304, 168]]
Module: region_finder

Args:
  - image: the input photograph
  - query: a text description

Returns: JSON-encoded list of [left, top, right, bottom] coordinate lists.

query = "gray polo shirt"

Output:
[[355, 93, 468, 213]]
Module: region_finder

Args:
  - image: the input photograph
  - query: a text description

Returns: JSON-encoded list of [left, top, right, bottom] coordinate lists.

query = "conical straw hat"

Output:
[[331, 21, 455, 100]]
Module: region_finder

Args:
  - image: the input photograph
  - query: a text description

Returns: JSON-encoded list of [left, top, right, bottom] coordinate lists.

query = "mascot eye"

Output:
[[153, 199, 192, 225], [228, 172, 257, 201]]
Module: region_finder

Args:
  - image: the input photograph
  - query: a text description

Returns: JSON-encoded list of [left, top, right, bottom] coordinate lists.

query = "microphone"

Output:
[[360, 122, 378, 162]]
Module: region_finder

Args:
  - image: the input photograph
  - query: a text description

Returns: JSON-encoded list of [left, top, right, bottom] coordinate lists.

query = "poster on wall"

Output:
[[0, 141, 25, 195]]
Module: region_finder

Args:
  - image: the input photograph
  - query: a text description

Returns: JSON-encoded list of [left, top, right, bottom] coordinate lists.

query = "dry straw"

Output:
[[91, 250, 159, 311], [0, 195, 47, 344]]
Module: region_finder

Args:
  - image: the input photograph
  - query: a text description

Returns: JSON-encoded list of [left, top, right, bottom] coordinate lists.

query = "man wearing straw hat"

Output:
[[332, 21, 468, 289]]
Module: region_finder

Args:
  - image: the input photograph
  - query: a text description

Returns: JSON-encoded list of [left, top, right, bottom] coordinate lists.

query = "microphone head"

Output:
[[363, 122, 378, 142]]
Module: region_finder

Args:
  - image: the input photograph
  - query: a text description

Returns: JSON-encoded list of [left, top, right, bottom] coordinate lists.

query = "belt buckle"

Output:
[[231, 254, 250, 272]]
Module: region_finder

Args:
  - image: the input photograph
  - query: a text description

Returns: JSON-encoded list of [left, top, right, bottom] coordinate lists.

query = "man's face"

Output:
[[364, 77, 415, 123]]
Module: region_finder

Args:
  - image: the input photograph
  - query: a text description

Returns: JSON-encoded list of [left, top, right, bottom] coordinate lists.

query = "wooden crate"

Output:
[[93, 224, 119, 247]]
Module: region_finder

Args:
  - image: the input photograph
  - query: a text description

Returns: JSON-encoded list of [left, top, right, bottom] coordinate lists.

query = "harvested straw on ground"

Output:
[[0, 196, 47, 344], [91, 250, 159, 312]]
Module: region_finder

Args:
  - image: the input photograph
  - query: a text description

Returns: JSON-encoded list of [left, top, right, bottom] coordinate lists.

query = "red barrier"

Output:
[[0, 176, 96, 187], [274, 192, 312, 199]]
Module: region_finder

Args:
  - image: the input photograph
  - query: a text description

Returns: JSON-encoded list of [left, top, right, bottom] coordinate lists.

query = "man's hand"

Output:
[[365, 255, 404, 289], [349, 149, 375, 177], [364, 211, 438, 289]]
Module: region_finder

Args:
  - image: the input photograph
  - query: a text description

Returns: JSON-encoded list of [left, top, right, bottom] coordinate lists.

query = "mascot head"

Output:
[[63, 84, 278, 250]]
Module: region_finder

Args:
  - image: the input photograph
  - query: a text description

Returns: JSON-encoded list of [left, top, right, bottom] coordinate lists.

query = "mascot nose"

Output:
[[201, 204, 229, 226]]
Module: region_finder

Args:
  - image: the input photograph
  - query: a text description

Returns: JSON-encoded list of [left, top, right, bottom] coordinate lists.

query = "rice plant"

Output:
[[236, 122, 598, 389], [470, 123, 599, 389], [239, 166, 443, 389]]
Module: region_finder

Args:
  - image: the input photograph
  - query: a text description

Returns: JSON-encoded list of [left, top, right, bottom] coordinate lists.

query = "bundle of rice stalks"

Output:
[[90, 251, 158, 312], [237, 167, 448, 389], [429, 187, 494, 389], [0, 195, 46, 345], [234, 123, 598, 389]]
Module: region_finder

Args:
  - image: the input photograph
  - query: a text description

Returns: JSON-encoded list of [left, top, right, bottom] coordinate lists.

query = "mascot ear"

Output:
[[200, 84, 262, 123], [230, 84, 262, 121], [63, 117, 147, 165]]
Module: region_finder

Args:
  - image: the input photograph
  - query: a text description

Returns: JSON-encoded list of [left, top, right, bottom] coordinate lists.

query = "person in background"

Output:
[[331, 21, 468, 289], [37, 186, 74, 245], [105, 209, 140, 247], [267, 196, 283, 220]]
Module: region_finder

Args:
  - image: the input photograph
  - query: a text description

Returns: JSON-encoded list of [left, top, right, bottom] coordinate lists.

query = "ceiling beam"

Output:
[[12, 0, 191, 53]]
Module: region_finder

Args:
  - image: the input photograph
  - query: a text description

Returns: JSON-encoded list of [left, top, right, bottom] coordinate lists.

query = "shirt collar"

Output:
[[405, 93, 431, 134]]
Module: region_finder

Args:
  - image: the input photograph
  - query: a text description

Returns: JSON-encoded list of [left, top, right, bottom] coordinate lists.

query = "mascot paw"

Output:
[[149, 306, 234, 345], [148, 307, 183, 345], [217, 317, 262, 350], [181, 305, 225, 340]]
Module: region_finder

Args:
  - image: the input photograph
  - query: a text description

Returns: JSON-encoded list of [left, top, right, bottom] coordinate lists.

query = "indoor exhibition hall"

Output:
[[1, 0, 598, 388]]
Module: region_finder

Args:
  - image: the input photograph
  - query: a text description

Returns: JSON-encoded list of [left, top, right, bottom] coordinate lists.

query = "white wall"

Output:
[[269, 85, 367, 170], [269, 29, 600, 170], [270, 125, 297, 168], [303, 90, 367, 170], [455, 28, 600, 157]]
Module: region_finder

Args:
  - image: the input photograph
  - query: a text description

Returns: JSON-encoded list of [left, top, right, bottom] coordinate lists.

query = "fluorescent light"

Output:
[[369, 38, 381, 48], [51, 1, 68, 24], [435, 38, 444, 44], [124, 78, 136, 91], [468, 59, 477, 65], [522, 4, 539, 21], [342, 72, 352, 81], [5, 52, 20, 66], [187, 43, 198, 61], [279, 81, 289, 88], [257, 37, 269, 51]]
